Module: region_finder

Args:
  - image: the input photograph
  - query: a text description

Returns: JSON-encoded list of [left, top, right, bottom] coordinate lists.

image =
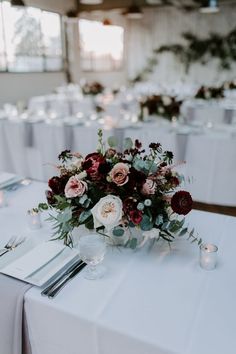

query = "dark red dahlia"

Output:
[[171, 191, 193, 215], [129, 210, 143, 225], [48, 176, 67, 195]]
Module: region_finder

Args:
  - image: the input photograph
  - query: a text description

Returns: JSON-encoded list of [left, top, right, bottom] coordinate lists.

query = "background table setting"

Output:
[[0, 172, 236, 354]]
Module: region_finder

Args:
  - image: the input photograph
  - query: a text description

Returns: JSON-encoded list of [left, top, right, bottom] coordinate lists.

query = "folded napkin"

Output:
[[0, 274, 32, 354]]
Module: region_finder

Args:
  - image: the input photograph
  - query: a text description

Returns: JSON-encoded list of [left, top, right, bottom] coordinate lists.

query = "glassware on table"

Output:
[[27, 208, 42, 230], [78, 233, 106, 280], [199, 243, 218, 270]]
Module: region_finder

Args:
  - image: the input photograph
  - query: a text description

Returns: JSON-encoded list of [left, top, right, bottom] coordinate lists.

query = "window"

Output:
[[79, 19, 124, 72], [0, 1, 63, 72]]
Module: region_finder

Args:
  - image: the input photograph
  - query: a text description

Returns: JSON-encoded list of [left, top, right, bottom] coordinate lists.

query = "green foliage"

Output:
[[131, 27, 236, 82], [140, 214, 153, 231], [112, 227, 125, 237], [108, 136, 118, 148]]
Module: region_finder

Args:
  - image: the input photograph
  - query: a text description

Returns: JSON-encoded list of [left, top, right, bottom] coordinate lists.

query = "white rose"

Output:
[[91, 195, 123, 231], [162, 96, 172, 106]]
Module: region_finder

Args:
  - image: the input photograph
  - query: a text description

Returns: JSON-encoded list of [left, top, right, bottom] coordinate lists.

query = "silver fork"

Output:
[[0, 236, 26, 257]]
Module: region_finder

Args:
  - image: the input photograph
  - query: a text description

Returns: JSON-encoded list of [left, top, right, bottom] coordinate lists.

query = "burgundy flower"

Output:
[[48, 176, 67, 195], [45, 190, 56, 205], [171, 191, 193, 215], [123, 197, 137, 214], [129, 167, 146, 187], [170, 176, 180, 187], [135, 139, 142, 149], [129, 210, 143, 225], [82, 152, 105, 180]]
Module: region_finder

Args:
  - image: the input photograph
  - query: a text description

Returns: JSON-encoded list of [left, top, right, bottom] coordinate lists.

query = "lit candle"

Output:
[[0, 190, 7, 208], [27, 208, 41, 230], [200, 243, 218, 270]]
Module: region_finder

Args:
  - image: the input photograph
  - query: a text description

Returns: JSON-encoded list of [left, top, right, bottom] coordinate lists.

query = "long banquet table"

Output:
[[1, 180, 236, 354], [1, 116, 236, 205]]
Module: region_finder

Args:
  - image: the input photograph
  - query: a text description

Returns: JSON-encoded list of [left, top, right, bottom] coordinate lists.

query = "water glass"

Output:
[[78, 233, 106, 280]]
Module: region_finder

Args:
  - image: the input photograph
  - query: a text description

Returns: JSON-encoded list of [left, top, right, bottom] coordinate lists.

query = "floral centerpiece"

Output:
[[82, 81, 104, 96], [195, 85, 224, 100], [38, 130, 202, 249], [139, 95, 182, 121]]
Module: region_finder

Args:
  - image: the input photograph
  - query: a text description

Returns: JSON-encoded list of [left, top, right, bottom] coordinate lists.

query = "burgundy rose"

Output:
[[129, 210, 143, 225], [48, 176, 67, 195], [82, 152, 105, 180], [171, 191, 193, 215], [123, 197, 137, 214]]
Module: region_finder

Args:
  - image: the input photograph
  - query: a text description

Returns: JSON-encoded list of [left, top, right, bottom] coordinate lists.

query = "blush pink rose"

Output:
[[64, 175, 87, 198], [109, 163, 129, 186], [141, 178, 157, 195]]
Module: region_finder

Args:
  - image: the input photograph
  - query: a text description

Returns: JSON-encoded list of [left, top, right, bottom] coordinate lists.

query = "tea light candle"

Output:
[[200, 243, 218, 270], [0, 190, 7, 208], [27, 209, 41, 230]]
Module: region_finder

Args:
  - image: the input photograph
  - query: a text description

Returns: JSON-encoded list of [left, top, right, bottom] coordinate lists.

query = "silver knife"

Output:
[[41, 258, 83, 296], [47, 262, 86, 299]]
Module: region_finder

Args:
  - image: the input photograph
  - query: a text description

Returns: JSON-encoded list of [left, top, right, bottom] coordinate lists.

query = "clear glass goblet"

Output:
[[78, 233, 106, 280]]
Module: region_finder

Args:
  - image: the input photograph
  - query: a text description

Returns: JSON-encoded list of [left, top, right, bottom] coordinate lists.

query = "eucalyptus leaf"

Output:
[[130, 238, 138, 249], [112, 227, 125, 237], [108, 136, 118, 147], [124, 137, 133, 150], [79, 210, 92, 223], [140, 214, 153, 231]]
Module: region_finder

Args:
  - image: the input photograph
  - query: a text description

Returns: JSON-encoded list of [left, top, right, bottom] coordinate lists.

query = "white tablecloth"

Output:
[[1, 181, 236, 354]]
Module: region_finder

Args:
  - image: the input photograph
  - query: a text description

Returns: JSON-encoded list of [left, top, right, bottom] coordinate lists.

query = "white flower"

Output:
[[138, 228, 160, 248], [91, 195, 123, 231], [162, 96, 172, 106], [158, 106, 164, 114]]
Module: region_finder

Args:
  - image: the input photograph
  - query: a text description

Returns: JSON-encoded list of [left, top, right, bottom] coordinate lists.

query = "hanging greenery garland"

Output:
[[131, 27, 236, 83]]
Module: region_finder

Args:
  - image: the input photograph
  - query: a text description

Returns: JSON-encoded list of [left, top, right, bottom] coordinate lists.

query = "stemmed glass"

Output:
[[78, 233, 106, 280]]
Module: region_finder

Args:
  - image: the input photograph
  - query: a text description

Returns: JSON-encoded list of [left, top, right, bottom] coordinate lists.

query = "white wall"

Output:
[[127, 4, 236, 85], [0, 72, 66, 106]]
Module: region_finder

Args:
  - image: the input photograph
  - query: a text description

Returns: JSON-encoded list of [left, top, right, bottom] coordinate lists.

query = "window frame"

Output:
[[79, 19, 124, 73], [0, 3, 65, 74]]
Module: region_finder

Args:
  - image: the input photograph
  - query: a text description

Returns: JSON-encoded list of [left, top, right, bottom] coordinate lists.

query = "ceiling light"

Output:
[[103, 18, 112, 26], [11, 0, 25, 6], [80, 0, 103, 4], [125, 5, 143, 19], [199, 0, 219, 13]]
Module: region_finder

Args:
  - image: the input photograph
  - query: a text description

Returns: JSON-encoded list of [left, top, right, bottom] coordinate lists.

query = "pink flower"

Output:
[[109, 163, 129, 186], [64, 175, 87, 198], [141, 179, 157, 195]]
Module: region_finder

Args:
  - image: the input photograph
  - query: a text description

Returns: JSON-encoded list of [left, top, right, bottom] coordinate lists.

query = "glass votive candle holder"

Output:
[[0, 190, 7, 208], [27, 208, 41, 230], [199, 243, 218, 270]]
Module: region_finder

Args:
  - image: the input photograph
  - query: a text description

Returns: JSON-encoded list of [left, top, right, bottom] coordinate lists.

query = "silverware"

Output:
[[47, 262, 86, 299], [0, 236, 26, 257], [41, 259, 83, 297]]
